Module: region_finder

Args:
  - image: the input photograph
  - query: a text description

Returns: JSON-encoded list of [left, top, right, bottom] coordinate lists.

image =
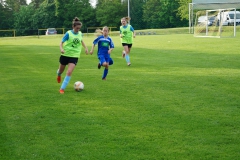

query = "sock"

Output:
[[125, 54, 130, 63], [57, 69, 61, 76], [102, 68, 108, 79], [109, 59, 113, 65], [60, 76, 71, 90]]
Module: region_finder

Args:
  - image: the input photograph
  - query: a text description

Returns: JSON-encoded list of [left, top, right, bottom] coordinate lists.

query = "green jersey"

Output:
[[120, 25, 133, 44], [63, 30, 83, 58]]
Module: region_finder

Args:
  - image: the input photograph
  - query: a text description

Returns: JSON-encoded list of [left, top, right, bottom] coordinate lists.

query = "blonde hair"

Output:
[[102, 26, 109, 31], [121, 17, 131, 23], [94, 26, 109, 36], [94, 28, 103, 36]]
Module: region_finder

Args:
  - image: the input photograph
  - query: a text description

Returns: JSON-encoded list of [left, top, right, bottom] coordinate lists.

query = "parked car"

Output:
[[45, 28, 57, 35], [198, 16, 216, 26]]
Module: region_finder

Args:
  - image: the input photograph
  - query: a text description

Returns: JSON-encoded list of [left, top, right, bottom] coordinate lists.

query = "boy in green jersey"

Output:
[[120, 17, 136, 66], [57, 17, 88, 94]]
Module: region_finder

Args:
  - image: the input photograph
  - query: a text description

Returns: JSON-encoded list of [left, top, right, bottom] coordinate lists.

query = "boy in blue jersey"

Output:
[[90, 26, 114, 80]]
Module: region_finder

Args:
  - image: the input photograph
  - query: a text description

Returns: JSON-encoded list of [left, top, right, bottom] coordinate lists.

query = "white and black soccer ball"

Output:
[[74, 81, 84, 92]]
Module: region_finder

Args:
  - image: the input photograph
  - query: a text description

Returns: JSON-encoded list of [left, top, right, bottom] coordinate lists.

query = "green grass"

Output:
[[0, 31, 240, 160]]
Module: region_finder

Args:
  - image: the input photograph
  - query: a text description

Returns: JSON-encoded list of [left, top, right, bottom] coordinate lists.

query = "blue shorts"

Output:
[[98, 54, 112, 64]]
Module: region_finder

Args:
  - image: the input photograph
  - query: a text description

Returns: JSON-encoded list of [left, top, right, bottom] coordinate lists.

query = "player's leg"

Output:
[[98, 62, 101, 69], [57, 64, 65, 83], [101, 56, 109, 80], [122, 43, 128, 58], [59, 58, 78, 94], [125, 44, 132, 66], [97, 57, 101, 69], [57, 55, 67, 83], [109, 57, 113, 65]]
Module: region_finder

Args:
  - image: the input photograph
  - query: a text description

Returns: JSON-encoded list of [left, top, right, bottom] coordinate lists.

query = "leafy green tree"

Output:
[[178, 0, 191, 20], [14, 0, 59, 36], [0, 2, 12, 29], [55, 0, 95, 32], [160, 0, 187, 27], [33, 0, 58, 29], [1, 0, 27, 30], [14, 4, 35, 35], [142, 0, 161, 28], [129, 0, 147, 29], [30, 0, 45, 9], [143, 0, 187, 28], [4, 0, 27, 12], [95, 0, 125, 27]]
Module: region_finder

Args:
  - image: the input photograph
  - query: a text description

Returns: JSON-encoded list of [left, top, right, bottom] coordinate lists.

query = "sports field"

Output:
[[0, 30, 240, 159]]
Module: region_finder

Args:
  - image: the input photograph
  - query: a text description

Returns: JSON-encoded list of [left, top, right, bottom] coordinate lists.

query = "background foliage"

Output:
[[0, 0, 190, 36]]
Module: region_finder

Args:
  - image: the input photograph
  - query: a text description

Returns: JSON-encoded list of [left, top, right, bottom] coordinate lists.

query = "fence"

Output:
[[0, 28, 69, 37]]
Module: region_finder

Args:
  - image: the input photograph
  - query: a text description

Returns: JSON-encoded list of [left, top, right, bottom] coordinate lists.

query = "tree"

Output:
[[129, 0, 147, 29], [143, 0, 187, 28], [14, 4, 35, 35], [142, 0, 161, 28], [33, 0, 58, 29], [4, 0, 27, 12], [159, 0, 187, 27], [177, 0, 191, 20], [30, 0, 45, 9], [96, 0, 125, 27], [55, 0, 95, 32]]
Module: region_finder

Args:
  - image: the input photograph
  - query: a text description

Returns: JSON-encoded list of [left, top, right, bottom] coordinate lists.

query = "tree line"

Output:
[[0, 0, 191, 36]]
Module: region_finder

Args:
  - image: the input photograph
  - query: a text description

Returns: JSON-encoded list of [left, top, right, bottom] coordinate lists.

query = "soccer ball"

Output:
[[74, 81, 84, 92]]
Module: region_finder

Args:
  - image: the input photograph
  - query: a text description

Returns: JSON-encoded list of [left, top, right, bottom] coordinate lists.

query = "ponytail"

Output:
[[72, 17, 82, 27]]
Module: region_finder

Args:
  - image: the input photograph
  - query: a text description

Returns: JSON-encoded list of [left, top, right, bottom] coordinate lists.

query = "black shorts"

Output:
[[59, 55, 78, 65], [122, 43, 132, 48]]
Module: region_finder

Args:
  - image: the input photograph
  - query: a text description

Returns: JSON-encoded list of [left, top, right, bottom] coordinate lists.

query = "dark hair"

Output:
[[72, 17, 82, 27]]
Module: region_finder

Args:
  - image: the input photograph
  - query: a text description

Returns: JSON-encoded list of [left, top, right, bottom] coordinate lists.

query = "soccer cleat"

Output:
[[57, 76, 61, 83], [122, 51, 125, 58], [59, 89, 64, 94], [127, 63, 131, 66], [98, 63, 101, 69], [102, 78, 106, 80]]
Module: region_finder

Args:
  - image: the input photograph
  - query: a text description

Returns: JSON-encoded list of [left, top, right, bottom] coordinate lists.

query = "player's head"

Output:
[[72, 17, 82, 32], [121, 17, 131, 26], [102, 26, 109, 37]]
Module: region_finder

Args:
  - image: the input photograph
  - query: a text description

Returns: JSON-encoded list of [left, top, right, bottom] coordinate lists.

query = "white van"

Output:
[[217, 11, 240, 26]]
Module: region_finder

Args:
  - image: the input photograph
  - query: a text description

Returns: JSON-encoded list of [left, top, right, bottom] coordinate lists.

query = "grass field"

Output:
[[0, 30, 240, 160]]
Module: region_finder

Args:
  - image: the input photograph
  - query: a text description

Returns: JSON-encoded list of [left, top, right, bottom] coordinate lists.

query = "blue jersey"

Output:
[[93, 35, 114, 55]]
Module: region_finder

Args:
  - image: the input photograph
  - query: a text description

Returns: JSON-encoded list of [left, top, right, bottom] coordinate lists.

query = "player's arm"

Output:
[[130, 26, 136, 38], [90, 37, 99, 55], [60, 42, 64, 54], [89, 44, 95, 55], [81, 40, 88, 54], [108, 47, 114, 54], [120, 27, 124, 38], [60, 32, 69, 53], [108, 39, 114, 54]]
